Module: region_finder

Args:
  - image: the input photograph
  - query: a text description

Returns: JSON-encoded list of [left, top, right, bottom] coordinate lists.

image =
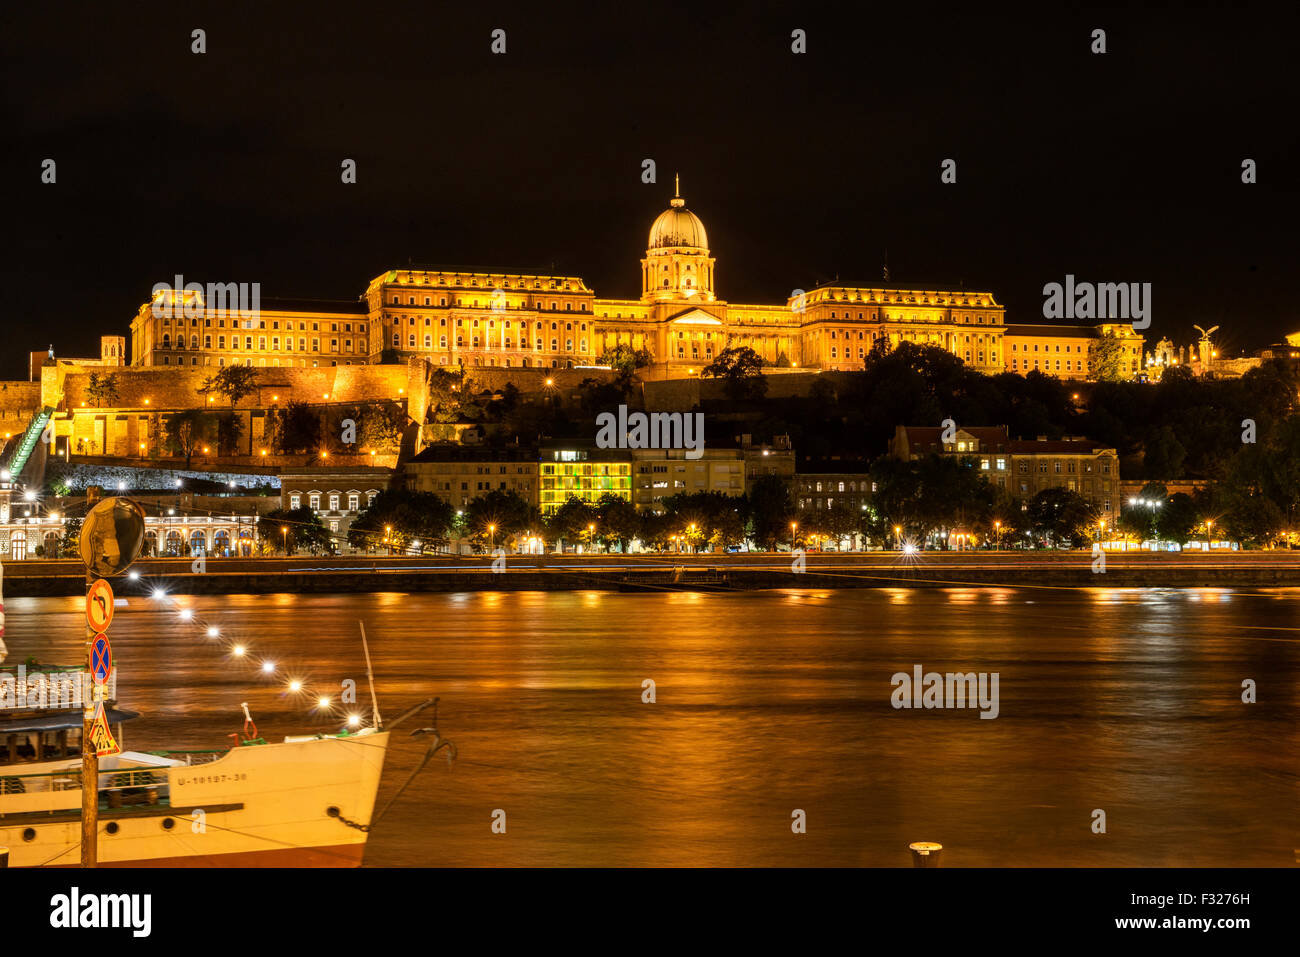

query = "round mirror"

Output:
[[79, 496, 146, 578]]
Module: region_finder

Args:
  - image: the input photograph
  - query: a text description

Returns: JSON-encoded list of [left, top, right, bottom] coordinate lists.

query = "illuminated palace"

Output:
[[127, 184, 1135, 377]]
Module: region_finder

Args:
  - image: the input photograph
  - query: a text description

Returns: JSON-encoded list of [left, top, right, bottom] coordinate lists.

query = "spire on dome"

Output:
[[670, 173, 684, 208]]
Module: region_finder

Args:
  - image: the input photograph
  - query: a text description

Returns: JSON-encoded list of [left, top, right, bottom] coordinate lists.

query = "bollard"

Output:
[[909, 841, 943, 868], [0, 846, 8, 868]]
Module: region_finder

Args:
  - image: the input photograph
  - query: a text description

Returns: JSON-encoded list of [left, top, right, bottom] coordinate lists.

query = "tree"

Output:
[[58, 516, 83, 558], [1156, 492, 1200, 544], [274, 400, 322, 453], [1026, 488, 1098, 547], [216, 412, 244, 456], [85, 373, 120, 409], [702, 346, 768, 401], [347, 489, 457, 553], [165, 409, 214, 468], [259, 507, 332, 555], [198, 365, 260, 408], [353, 402, 405, 454], [462, 489, 536, 551], [596, 344, 654, 376], [1088, 331, 1129, 383], [659, 491, 746, 551], [744, 474, 795, 549], [595, 493, 641, 551], [546, 496, 597, 549], [1142, 425, 1187, 478]]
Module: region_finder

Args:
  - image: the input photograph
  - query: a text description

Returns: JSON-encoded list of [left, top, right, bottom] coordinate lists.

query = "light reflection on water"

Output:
[[5, 587, 1297, 867]]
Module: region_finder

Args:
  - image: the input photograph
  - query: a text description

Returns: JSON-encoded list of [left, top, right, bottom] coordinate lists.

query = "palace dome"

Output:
[[648, 194, 708, 250]]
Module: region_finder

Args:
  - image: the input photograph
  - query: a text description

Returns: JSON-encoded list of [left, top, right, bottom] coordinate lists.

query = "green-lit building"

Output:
[[539, 446, 632, 516]]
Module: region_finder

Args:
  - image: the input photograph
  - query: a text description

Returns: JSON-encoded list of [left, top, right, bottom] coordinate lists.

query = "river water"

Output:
[[5, 586, 1298, 866]]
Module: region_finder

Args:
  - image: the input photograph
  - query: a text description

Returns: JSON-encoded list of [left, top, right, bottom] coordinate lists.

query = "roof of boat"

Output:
[[0, 708, 140, 734]]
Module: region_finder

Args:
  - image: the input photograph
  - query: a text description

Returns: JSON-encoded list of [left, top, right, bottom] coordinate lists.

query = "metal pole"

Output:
[[81, 571, 98, 867], [908, 841, 943, 867]]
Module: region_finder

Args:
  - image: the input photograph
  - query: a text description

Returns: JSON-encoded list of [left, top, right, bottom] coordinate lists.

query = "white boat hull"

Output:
[[0, 732, 389, 868]]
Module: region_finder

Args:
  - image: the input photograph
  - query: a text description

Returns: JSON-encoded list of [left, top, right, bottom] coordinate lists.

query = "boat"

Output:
[[0, 661, 392, 867], [0, 558, 449, 868]]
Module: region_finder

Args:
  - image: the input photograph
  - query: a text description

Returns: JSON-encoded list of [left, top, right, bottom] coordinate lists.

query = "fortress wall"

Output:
[[0, 381, 45, 429]]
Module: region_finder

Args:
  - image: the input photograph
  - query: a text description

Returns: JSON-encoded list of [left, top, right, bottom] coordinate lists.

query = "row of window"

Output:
[[161, 334, 361, 353], [160, 317, 364, 333], [394, 316, 587, 332], [390, 277, 582, 294], [391, 295, 588, 311], [288, 491, 378, 512], [393, 333, 588, 351]]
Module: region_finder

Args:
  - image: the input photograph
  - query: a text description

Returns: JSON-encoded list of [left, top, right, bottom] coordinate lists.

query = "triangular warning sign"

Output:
[[88, 703, 120, 757]]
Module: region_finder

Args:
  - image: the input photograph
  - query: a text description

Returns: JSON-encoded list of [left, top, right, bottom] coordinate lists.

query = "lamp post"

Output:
[[280, 525, 288, 556], [994, 520, 1001, 551], [894, 525, 901, 551], [1205, 519, 1213, 552], [385, 525, 392, 556], [688, 522, 697, 554], [489, 523, 496, 551], [790, 521, 798, 550], [587, 523, 595, 553]]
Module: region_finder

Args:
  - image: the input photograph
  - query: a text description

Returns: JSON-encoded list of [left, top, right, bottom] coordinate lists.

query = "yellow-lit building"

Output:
[[631, 448, 745, 513], [1004, 323, 1145, 379], [122, 186, 1156, 384], [403, 447, 539, 510], [539, 448, 632, 516], [130, 291, 369, 368], [126, 186, 1012, 377]]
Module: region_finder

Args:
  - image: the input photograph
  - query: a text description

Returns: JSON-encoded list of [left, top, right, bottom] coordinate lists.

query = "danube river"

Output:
[[6, 587, 1298, 866]]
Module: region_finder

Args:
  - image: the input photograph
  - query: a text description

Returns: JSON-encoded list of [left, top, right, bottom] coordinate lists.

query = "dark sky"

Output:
[[2, 2, 1297, 380]]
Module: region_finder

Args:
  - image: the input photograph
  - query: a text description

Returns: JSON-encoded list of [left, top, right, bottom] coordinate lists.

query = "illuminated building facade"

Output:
[[1003, 323, 1146, 379], [130, 291, 368, 368], [891, 425, 1120, 513], [538, 448, 632, 516]]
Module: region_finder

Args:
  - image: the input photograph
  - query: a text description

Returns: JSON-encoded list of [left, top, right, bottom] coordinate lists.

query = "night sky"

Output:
[[2, 2, 1297, 380]]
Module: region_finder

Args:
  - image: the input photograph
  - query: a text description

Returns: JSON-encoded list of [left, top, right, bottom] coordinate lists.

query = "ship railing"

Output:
[[1, 765, 172, 795], [145, 748, 227, 766], [0, 767, 83, 794]]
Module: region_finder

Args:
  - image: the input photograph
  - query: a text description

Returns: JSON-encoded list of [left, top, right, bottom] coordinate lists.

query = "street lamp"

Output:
[[791, 521, 798, 549], [489, 523, 496, 550], [688, 522, 697, 553], [994, 520, 1001, 551], [281, 525, 288, 555], [1205, 519, 1213, 551], [587, 523, 595, 552], [894, 525, 901, 550]]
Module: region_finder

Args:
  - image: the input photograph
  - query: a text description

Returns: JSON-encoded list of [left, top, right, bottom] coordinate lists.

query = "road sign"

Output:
[[90, 633, 112, 684], [86, 578, 114, 632], [87, 702, 119, 757]]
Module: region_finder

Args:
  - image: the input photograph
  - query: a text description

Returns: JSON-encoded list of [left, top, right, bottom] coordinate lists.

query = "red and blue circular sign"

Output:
[[91, 633, 112, 684]]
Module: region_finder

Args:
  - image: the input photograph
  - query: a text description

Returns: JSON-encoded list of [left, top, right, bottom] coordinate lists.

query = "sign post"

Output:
[[81, 574, 105, 867], [77, 496, 145, 869]]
